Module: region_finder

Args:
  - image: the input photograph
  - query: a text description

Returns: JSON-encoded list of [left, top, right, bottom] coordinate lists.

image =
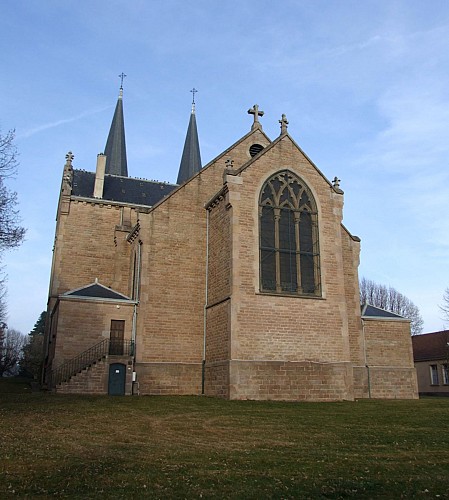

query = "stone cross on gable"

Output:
[[248, 104, 264, 130], [225, 158, 234, 169], [279, 114, 289, 135]]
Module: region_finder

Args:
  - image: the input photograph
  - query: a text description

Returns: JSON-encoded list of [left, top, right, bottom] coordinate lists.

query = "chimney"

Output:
[[94, 154, 106, 198]]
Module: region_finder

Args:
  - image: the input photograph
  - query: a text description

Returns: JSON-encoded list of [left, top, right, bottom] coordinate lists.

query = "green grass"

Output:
[[1, 379, 449, 499]]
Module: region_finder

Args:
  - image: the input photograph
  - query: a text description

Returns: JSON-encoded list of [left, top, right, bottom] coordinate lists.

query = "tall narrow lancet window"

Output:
[[259, 170, 320, 295]]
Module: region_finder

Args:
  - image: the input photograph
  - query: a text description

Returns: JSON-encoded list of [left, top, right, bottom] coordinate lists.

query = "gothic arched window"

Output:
[[259, 170, 321, 295]]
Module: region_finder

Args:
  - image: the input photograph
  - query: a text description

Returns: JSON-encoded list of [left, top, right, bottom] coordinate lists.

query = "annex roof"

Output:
[[361, 303, 406, 319], [61, 280, 132, 302]]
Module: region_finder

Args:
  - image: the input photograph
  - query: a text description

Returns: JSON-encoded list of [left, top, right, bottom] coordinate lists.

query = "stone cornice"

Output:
[[71, 195, 152, 212], [126, 222, 140, 243], [205, 185, 229, 211], [59, 295, 137, 305]]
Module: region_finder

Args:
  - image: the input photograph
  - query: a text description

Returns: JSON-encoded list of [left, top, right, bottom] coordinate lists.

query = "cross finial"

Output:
[[190, 88, 198, 104], [119, 72, 127, 89], [65, 151, 74, 165], [190, 88, 198, 113], [248, 104, 264, 130], [279, 114, 289, 135]]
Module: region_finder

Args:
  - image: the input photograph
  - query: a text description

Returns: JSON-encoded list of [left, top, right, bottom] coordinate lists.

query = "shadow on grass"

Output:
[[0, 376, 36, 394]]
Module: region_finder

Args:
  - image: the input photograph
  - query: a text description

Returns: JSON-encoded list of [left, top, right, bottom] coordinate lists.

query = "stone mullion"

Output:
[[294, 211, 302, 294], [273, 208, 281, 293], [312, 214, 320, 294]]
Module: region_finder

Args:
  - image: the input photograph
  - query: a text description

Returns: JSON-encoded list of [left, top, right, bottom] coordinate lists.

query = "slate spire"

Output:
[[176, 89, 202, 184], [104, 76, 128, 177]]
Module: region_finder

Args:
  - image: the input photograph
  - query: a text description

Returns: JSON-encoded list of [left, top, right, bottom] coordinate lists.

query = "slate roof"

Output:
[[412, 330, 449, 362], [361, 303, 405, 319], [72, 169, 177, 206], [63, 282, 132, 301], [104, 89, 128, 176], [177, 108, 202, 184]]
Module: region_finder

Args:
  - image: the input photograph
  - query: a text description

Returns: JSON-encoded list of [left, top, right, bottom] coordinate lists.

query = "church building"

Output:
[[43, 84, 418, 400]]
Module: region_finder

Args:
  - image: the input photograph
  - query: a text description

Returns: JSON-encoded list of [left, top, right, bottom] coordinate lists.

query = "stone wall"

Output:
[[51, 201, 137, 297], [225, 136, 359, 367], [363, 318, 414, 367], [229, 360, 354, 401], [135, 362, 202, 395], [341, 226, 364, 365], [52, 299, 134, 367], [204, 361, 230, 398], [353, 318, 418, 399], [135, 130, 270, 374]]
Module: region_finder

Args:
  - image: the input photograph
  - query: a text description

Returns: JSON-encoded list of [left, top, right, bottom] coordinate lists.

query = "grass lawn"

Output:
[[1, 378, 449, 499]]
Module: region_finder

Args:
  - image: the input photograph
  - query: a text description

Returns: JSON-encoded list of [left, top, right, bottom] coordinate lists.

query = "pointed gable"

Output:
[[62, 281, 132, 302], [230, 130, 334, 192], [361, 303, 405, 319]]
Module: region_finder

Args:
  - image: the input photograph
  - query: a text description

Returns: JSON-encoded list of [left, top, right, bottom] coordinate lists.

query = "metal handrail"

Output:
[[50, 339, 134, 387]]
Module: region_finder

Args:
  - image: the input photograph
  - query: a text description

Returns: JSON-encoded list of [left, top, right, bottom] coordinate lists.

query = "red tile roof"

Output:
[[412, 330, 449, 362]]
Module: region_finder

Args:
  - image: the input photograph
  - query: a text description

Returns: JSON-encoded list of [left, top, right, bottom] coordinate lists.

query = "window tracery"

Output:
[[259, 170, 321, 295]]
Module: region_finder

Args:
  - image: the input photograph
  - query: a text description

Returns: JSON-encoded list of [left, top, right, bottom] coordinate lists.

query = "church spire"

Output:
[[104, 74, 128, 177], [176, 89, 202, 185]]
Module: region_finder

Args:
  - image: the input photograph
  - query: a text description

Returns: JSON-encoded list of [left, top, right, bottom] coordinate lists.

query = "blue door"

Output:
[[108, 363, 126, 395]]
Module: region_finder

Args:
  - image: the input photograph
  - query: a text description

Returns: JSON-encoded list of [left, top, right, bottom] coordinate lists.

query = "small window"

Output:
[[430, 364, 439, 385], [110, 320, 125, 355], [442, 364, 449, 385], [249, 144, 264, 157]]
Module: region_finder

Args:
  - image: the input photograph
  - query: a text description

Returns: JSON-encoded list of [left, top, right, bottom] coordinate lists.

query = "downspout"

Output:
[[202, 209, 210, 394], [362, 319, 371, 398], [131, 240, 142, 395]]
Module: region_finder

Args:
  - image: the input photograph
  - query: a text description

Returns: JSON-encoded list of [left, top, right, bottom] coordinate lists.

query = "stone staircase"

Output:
[[56, 357, 109, 394], [50, 339, 134, 394]]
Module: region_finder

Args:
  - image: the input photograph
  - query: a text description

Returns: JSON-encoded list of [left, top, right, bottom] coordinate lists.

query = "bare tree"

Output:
[[0, 276, 7, 324], [0, 325, 26, 376], [0, 129, 25, 252], [0, 129, 26, 321], [360, 277, 424, 335], [439, 287, 449, 326]]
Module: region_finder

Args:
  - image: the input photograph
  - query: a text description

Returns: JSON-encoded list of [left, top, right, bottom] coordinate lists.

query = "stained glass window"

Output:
[[259, 170, 320, 295]]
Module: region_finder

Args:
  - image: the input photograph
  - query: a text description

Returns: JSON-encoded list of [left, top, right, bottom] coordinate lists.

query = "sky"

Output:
[[1, 0, 449, 334]]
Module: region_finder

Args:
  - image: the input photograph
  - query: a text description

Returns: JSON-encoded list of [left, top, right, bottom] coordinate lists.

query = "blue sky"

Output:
[[1, 0, 449, 334]]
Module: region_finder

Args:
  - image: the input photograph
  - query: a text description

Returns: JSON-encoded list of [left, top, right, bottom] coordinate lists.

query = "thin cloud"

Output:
[[18, 104, 112, 140]]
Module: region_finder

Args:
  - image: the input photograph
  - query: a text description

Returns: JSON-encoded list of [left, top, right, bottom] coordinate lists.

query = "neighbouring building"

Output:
[[412, 330, 449, 396], [42, 85, 418, 400]]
